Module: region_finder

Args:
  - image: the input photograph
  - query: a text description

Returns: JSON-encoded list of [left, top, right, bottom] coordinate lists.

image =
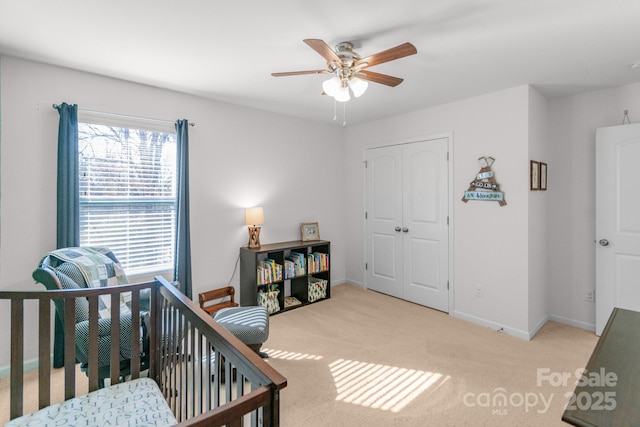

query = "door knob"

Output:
[[599, 239, 610, 247], [395, 227, 401, 232], [402, 227, 409, 233]]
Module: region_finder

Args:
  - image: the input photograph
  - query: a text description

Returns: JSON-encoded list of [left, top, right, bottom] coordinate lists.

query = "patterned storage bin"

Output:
[[308, 277, 327, 303], [257, 290, 280, 314]]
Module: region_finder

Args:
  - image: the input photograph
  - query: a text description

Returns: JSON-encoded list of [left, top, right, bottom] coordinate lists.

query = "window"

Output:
[[78, 112, 177, 276]]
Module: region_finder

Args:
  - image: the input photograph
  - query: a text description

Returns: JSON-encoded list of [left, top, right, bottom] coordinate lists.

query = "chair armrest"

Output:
[[198, 286, 238, 315]]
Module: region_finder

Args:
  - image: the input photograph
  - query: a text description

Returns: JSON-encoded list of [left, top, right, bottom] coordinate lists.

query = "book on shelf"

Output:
[[257, 258, 283, 285], [307, 252, 329, 274], [284, 296, 302, 308], [284, 252, 306, 278]]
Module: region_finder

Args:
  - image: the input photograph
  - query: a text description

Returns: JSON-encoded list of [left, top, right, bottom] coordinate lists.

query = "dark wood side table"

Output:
[[562, 307, 640, 426]]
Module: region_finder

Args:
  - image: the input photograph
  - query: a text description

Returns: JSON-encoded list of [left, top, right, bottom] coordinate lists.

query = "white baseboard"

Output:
[[341, 280, 364, 288], [528, 315, 549, 339], [548, 314, 595, 332], [452, 310, 531, 340], [0, 356, 41, 379]]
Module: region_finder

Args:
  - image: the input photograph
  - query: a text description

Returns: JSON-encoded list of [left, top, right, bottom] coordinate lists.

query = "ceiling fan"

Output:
[[272, 39, 417, 102]]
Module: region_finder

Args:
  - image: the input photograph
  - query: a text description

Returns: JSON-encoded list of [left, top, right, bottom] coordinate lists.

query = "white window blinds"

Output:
[[78, 113, 177, 276]]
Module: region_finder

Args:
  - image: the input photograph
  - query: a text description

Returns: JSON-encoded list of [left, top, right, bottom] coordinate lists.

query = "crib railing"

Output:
[[0, 277, 287, 427]]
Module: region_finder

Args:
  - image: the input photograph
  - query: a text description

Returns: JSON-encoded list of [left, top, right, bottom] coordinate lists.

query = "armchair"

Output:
[[32, 247, 150, 387]]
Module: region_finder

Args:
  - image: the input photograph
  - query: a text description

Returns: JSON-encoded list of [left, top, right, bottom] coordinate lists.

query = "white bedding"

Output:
[[5, 377, 177, 427]]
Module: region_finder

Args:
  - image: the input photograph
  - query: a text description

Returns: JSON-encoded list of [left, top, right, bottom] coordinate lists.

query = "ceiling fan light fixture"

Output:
[[348, 77, 368, 97], [322, 76, 341, 97], [334, 85, 351, 102]]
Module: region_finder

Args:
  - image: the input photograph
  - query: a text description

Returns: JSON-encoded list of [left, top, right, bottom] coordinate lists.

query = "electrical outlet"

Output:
[[584, 289, 595, 303], [474, 285, 483, 298]]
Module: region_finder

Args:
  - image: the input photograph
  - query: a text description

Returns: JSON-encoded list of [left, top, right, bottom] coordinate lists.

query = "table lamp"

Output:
[[245, 207, 264, 248]]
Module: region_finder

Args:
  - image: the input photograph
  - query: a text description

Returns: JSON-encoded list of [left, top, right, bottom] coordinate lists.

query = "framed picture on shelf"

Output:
[[539, 162, 548, 191], [530, 160, 540, 190], [301, 222, 320, 241]]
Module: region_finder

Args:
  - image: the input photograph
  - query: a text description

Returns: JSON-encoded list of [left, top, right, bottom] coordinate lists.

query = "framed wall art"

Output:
[[530, 160, 540, 191], [301, 222, 320, 241], [539, 162, 547, 191]]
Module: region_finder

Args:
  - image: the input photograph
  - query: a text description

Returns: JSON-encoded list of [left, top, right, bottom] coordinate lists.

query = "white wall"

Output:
[[546, 82, 640, 330], [0, 56, 346, 366], [527, 86, 549, 334], [3, 54, 639, 368], [345, 85, 533, 338]]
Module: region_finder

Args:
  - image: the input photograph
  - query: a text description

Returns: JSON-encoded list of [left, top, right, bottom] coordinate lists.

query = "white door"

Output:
[[596, 123, 640, 335], [365, 144, 403, 298], [366, 138, 449, 312]]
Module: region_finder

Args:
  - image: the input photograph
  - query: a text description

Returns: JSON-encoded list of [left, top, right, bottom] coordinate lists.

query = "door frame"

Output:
[[362, 133, 455, 313]]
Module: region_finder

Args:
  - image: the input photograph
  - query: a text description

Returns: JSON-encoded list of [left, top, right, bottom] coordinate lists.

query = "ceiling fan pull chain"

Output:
[[343, 101, 347, 126]]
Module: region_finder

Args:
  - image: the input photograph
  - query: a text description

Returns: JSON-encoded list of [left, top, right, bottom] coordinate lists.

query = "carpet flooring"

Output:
[[262, 284, 598, 427]]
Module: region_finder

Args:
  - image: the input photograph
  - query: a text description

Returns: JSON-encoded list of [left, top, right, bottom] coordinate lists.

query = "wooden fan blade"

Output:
[[303, 39, 342, 65], [354, 42, 417, 68], [272, 70, 330, 77], [358, 70, 404, 87]]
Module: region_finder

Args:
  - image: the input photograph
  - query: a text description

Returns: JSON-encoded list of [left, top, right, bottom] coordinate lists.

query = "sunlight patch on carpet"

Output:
[[329, 359, 448, 413], [262, 348, 323, 360]]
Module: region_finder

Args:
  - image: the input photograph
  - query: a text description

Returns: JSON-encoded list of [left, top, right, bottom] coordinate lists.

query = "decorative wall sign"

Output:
[[461, 156, 507, 206]]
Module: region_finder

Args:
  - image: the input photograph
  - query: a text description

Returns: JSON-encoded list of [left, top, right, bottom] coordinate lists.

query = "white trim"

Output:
[[548, 314, 596, 333], [447, 134, 455, 315], [362, 132, 455, 313], [0, 356, 41, 379], [528, 315, 549, 339], [78, 109, 176, 134], [343, 280, 365, 288], [453, 310, 531, 340]]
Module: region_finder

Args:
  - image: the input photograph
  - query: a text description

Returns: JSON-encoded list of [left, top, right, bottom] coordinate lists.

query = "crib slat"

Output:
[[38, 299, 51, 409], [130, 289, 141, 379], [63, 297, 76, 400], [177, 312, 184, 421], [190, 322, 196, 419], [110, 293, 121, 386], [87, 295, 99, 391], [10, 299, 24, 420]]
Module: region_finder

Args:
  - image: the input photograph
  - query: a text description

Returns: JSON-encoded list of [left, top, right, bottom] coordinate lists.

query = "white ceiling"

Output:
[[2, 0, 640, 126]]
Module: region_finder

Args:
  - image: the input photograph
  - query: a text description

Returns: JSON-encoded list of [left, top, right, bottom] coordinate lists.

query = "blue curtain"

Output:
[[55, 103, 80, 249], [175, 120, 192, 298], [53, 102, 79, 368]]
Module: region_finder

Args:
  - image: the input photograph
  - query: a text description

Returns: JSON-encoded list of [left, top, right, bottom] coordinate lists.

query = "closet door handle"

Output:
[[402, 227, 409, 233], [395, 227, 402, 232]]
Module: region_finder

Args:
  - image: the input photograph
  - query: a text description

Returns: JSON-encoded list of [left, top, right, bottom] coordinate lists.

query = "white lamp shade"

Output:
[[245, 206, 264, 225], [334, 85, 351, 102], [348, 77, 368, 97], [322, 77, 341, 97]]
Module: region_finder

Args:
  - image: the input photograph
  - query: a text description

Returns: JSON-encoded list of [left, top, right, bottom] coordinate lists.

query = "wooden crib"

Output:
[[0, 276, 287, 426]]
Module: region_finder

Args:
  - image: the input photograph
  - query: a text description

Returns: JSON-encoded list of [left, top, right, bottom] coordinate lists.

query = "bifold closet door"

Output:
[[366, 138, 449, 312]]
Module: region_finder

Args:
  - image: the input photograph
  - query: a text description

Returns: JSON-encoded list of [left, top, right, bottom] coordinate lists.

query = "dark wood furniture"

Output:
[[562, 307, 640, 427], [198, 286, 239, 315], [240, 240, 330, 312], [0, 277, 286, 426]]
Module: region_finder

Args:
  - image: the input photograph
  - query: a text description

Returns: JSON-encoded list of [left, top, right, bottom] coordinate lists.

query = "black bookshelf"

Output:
[[239, 240, 330, 314]]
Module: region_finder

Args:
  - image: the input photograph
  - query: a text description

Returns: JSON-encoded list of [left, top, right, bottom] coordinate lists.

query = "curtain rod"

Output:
[[52, 104, 195, 126]]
